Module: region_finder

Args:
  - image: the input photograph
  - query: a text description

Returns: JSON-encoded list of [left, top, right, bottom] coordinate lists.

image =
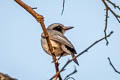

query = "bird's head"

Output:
[[47, 23, 74, 34]]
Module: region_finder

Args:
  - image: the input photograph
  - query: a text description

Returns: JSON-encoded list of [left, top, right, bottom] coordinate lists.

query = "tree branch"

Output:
[[64, 66, 77, 80], [102, 0, 120, 23], [108, 57, 120, 74], [0, 72, 16, 80], [107, 0, 120, 11], [61, 0, 65, 15], [104, 7, 109, 45], [14, 0, 62, 80], [102, 0, 120, 45]]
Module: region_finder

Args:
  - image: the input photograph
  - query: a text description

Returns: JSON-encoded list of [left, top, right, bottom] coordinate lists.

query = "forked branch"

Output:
[[102, 0, 120, 45], [14, 0, 62, 80]]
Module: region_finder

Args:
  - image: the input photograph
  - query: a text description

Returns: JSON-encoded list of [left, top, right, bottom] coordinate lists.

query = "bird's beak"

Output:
[[64, 26, 74, 30]]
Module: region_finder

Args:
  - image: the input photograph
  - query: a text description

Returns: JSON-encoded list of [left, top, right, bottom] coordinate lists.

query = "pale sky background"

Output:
[[0, 0, 120, 80]]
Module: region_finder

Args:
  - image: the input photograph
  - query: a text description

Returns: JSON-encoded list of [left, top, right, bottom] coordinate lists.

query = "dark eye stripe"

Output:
[[53, 26, 62, 32]]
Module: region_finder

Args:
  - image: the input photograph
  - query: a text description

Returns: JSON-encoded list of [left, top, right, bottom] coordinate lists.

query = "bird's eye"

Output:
[[53, 26, 62, 33]]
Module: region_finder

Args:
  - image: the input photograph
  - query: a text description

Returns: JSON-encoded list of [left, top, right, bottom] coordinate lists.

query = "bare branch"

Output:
[[76, 31, 113, 57], [64, 66, 77, 80], [32, 7, 37, 9], [104, 7, 109, 45], [107, 0, 120, 10], [102, 0, 120, 23], [102, 0, 120, 45], [14, 0, 62, 80], [61, 0, 65, 15], [50, 31, 113, 80], [0, 72, 16, 80], [108, 57, 120, 74], [64, 77, 75, 80]]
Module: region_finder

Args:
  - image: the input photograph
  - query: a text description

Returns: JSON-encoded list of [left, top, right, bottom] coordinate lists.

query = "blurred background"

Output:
[[0, 0, 120, 80]]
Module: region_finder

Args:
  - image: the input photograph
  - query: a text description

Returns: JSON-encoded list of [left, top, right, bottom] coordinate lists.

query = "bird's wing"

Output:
[[48, 30, 77, 54], [48, 30, 73, 48]]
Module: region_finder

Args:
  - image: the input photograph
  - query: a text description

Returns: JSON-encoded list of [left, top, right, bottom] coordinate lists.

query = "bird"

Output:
[[41, 23, 79, 65]]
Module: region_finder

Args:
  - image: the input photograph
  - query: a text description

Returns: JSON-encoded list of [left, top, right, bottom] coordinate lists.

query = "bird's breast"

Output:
[[41, 38, 64, 56]]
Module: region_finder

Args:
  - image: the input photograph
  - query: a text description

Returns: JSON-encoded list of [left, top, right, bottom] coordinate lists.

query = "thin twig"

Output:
[[32, 7, 37, 9], [64, 66, 77, 80], [107, 0, 120, 10], [108, 57, 120, 74], [50, 31, 113, 80], [102, 0, 120, 45], [104, 7, 109, 45], [14, 0, 62, 80], [61, 0, 65, 15], [108, 7, 120, 23], [64, 77, 75, 80], [102, 0, 120, 23], [76, 31, 113, 58]]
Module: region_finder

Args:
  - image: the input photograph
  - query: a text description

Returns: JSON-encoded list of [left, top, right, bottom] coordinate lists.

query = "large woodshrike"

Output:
[[41, 23, 79, 65]]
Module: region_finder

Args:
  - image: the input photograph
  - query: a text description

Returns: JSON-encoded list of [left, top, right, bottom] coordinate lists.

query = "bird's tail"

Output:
[[71, 53, 79, 66]]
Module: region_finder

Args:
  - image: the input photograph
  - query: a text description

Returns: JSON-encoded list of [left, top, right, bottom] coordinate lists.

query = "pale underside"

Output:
[[41, 38, 70, 56]]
